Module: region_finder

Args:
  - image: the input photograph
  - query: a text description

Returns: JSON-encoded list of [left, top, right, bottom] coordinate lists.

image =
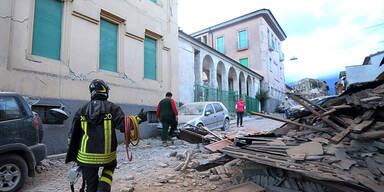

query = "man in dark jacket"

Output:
[[66, 79, 146, 192], [156, 92, 178, 147]]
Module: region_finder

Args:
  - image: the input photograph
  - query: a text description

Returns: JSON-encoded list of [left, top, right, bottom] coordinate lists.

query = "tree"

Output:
[[256, 89, 270, 112]]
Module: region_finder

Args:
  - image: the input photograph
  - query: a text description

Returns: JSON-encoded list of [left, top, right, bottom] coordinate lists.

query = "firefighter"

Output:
[[65, 79, 147, 192]]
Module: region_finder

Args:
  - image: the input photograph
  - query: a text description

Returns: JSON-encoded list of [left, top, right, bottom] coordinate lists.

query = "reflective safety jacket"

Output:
[[65, 99, 125, 167]]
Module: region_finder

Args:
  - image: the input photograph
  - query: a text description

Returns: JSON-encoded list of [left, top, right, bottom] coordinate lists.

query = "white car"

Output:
[[177, 102, 230, 131]]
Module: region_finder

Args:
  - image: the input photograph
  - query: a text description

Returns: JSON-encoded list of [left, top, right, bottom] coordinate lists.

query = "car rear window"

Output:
[[213, 103, 223, 112], [0, 97, 22, 121]]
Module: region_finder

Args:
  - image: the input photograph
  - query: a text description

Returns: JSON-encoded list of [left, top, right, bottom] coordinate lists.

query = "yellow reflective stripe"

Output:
[[77, 150, 117, 164], [77, 154, 116, 164], [103, 169, 113, 177], [104, 120, 108, 154], [83, 122, 88, 153], [78, 151, 117, 156], [108, 120, 112, 153], [80, 121, 86, 152], [100, 176, 112, 185]]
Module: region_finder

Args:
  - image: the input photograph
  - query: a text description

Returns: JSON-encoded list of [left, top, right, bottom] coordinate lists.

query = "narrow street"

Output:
[[22, 115, 284, 192]]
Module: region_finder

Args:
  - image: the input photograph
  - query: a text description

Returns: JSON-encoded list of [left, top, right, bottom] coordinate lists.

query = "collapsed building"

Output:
[[180, 79, 384, 192], [292, 78, 329, 99]]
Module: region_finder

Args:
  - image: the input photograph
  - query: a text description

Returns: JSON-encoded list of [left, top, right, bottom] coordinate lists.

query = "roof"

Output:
[[190, 9, 287, 41], [363, 50, 384, 65], [179, 30, 264, 80]]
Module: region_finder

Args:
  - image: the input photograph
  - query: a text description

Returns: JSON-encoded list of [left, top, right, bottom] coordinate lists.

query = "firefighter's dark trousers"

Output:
[[81, 163, 116, 192]]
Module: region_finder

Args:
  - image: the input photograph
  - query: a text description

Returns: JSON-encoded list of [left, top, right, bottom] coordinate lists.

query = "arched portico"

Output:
[[228, 67, 237, 92]]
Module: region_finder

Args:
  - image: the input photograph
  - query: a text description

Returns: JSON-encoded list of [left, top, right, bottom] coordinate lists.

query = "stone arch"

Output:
[[239, 72, 245, 95], [216, 61, 226, 90], [194, 49, 201, 85], [202, 55, 214, 87], [228, 67, 237, 92], [246, 75, 252, 96]]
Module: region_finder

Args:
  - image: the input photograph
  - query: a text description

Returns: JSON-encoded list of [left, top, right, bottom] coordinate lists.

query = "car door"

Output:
[[0, 96, 34, 146], [213, 103, 225, 128], [201, 104, 216, 130]]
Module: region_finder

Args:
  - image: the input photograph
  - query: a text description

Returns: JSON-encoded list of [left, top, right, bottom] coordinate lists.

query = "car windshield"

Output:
[[179, 103, 205, 115]]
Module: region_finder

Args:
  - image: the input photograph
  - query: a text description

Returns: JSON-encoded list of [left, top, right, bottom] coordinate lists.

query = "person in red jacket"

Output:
[[236, 97, 246, 127], [156, 92, 178, 147]]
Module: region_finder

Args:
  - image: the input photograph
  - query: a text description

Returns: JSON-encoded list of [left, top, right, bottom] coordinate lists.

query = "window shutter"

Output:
[[144, 36, 157, 80], [32, 0, 63, 60], [99, 19, 118, 72], [240, 58, 249, 68], [216, 37, 224, 53], [238, 30, 247, 49]]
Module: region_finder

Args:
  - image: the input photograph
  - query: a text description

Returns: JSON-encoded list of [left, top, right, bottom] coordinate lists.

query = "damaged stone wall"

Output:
[[292, 78, 329, 99]]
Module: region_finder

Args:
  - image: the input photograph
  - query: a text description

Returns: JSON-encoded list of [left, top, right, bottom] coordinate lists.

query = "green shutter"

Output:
[[238, 30, 248, 49], [216, 37, 224, 53], [151, 0, 157, 2], [240, 58, 249, 68], [32, 0, 63, 60], [144, 36, 157, 80], [99, 19, 118, 72]]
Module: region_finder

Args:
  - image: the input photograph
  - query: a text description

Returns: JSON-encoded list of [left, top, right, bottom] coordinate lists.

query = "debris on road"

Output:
[[214, 80, 384, 192]]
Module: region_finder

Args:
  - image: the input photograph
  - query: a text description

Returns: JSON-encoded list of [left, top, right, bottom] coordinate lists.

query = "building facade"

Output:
[[179, 31, 263, 113], [190, 9, 287, 112], [345, 50, 384, 86], [0, 0, 178, 154]]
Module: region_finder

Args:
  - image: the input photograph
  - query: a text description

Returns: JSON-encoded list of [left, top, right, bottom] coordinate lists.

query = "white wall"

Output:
[[178, 37, 195, 103], [346, 53, 384, 86]]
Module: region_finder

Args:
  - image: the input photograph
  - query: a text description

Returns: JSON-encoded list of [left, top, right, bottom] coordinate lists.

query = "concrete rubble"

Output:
[[189, 79, 384, 192]]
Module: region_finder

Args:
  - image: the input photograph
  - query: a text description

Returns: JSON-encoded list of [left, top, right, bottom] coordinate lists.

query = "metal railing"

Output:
[[194, 85, 260, 116]]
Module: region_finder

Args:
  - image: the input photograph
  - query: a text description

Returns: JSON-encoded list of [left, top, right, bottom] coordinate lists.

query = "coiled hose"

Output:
[[124, 116, 140, 161]]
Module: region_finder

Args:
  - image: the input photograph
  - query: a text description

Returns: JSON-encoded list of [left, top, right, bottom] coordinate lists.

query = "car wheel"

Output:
[[221, 118, 230, 131], [0, 155, 28, 192]]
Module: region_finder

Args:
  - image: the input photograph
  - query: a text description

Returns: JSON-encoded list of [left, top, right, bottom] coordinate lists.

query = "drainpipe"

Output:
[[209, 27, 213, 47]]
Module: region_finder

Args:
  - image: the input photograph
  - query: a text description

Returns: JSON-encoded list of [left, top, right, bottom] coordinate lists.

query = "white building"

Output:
[[179, 30, 263, 113], [190, 9, 287, 112]]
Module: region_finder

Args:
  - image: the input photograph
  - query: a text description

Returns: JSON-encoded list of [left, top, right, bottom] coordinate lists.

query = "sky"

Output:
[[178, 0, 384, 83]]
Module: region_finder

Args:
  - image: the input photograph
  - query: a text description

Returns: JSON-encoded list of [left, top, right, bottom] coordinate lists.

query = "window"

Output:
[[239, 58, 249, 68], [99, 18, 118, 72], [213, 103, 223, 112], [216, 36, 224, 53], [150, 0, 157, 3], [0, 97, 23, 121], [32, 0, 63, 60], [144, 36, 157, 80], [205, 104, 215, 114], [238, 30, 248, 49], [202, 35, 207, 44], [31, 105, 64, 124]]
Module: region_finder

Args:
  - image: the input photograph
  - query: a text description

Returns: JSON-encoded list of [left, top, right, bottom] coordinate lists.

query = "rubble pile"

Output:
[[219, 80, 384, 192]]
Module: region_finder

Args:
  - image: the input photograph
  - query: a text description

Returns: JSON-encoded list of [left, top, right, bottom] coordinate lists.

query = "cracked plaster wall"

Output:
[[0, 0, 179, 107]]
